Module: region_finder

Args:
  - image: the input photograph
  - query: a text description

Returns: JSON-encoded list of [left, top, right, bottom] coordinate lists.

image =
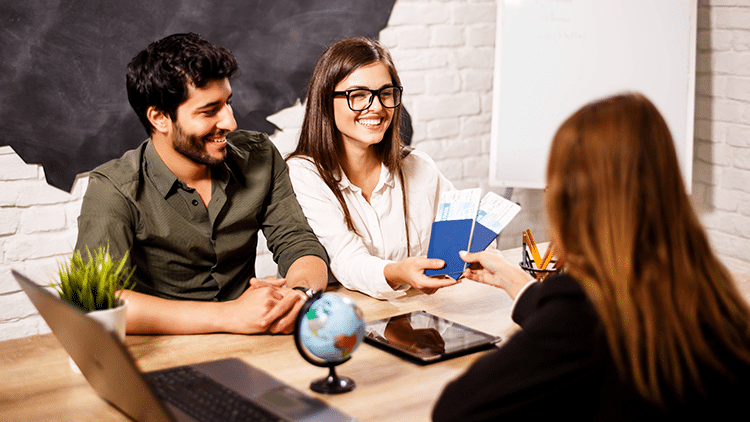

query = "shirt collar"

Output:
[[144, 139, 236, 199], [337, 162, 394, 192], [144, 140, 181, 198]]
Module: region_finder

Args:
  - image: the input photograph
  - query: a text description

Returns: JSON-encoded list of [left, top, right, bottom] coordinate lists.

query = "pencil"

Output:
[[522, 232, 529, 267], [525, 230, 543, 268], [540, 243, 554, 270]]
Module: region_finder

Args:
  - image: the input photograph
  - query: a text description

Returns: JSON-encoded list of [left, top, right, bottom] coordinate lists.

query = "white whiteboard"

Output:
[[489, 0, 697, 189]]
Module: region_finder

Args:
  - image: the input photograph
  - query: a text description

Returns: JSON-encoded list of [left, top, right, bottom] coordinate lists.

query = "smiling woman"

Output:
[[286, 37, 458, 300], [332, 62, 398, 163]]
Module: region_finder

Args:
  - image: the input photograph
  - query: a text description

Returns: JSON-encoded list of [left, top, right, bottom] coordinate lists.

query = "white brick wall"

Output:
[[3, 0, 746, 340], [0, 146, 85, 339], [693, 0, 750, 262], [381, 0, 546, 250]]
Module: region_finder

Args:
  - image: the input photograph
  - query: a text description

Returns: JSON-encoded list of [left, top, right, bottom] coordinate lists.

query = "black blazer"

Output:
[[432, 274, 750, 421]]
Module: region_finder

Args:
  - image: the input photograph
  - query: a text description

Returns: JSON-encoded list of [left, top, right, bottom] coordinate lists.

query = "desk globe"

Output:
[[294, 291, 365, 394]]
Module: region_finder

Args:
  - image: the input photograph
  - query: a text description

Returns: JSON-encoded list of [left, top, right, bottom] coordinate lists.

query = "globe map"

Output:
[[298, 293, 365, 363]]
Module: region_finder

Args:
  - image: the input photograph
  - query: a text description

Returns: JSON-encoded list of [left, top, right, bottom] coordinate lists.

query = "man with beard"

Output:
[[74, 33, 328, 335]]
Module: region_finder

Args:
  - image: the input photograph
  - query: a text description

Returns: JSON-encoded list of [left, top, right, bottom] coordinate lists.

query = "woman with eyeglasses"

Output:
[[287, 37, 459, 299]]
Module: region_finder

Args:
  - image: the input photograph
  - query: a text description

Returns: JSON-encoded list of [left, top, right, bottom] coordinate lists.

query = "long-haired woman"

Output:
[[433, 93, 750, 420], [287, 37, 457, 299]]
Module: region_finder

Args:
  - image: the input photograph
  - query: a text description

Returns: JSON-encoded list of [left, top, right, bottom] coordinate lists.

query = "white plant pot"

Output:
[[69, 299, 128, 374]]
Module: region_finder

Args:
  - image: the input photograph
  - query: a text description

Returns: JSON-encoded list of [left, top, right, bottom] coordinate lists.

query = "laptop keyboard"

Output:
[[147, 366, 285, 422]]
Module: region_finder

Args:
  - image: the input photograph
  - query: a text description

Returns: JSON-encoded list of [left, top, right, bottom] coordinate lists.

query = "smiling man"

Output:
[[74, 33, 328, 335]]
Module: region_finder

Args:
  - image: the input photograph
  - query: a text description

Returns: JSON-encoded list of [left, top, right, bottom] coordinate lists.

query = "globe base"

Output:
[[310, 366, 355, 394]]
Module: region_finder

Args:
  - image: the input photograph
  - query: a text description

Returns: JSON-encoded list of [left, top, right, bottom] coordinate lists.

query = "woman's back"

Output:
[[434, 93, 750, 420], [433, 274, 750, 421]]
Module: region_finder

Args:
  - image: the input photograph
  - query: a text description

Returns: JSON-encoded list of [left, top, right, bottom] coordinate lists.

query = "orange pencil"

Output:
[[540, 243, 554, 270], [525, 229, 542, 268]]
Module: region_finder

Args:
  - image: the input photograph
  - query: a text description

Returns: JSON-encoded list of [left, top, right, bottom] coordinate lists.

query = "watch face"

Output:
[[293, 287, 315, 298]]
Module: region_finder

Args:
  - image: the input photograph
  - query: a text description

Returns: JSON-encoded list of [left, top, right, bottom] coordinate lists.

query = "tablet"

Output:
[[364, 310, 502, 363]]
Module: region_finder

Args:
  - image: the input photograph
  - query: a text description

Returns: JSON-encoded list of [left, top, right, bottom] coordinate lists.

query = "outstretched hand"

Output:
[[385, 256, 461, 295], [459, 250, 533, 300]]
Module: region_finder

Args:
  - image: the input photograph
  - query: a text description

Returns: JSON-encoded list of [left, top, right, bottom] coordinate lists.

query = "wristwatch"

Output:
[[292, 286, 316, 298]]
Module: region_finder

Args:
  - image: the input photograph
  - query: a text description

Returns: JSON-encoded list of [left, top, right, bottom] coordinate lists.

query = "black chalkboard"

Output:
[[0, 0, 397, 191]]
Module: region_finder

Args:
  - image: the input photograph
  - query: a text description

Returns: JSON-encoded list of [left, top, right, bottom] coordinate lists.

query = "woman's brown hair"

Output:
[[546, 92, 750, 404], [288, 37, 411, 247]]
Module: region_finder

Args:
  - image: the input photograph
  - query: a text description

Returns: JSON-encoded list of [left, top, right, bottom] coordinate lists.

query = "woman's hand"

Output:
[[459, 250, 533, 300], [384, 256, 460, 294]]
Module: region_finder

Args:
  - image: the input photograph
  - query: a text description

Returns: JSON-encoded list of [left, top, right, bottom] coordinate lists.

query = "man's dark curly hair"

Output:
[[126, 33, 239, 135]]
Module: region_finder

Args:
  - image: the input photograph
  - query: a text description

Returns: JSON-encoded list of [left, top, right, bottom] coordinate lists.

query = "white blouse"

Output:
[[287, 150, 454, 299]]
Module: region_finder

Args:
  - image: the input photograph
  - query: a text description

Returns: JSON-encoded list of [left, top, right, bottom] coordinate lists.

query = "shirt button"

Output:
[[192, 199, 199, 206]]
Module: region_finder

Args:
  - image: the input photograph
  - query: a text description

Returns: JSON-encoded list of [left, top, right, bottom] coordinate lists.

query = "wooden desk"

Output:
[[3, 247, 749, 422], [0, 262, 519, 422]]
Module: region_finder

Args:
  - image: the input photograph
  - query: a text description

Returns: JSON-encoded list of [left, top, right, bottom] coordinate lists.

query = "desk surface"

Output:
[[2, 247, 749, 422], [0, 261, 519, 422]]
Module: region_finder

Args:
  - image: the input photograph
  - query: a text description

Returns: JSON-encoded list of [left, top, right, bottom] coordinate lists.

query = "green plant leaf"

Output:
[[52, 244, 136, 312]]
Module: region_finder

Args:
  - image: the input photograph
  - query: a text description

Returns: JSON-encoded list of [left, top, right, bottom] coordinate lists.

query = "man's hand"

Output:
[[120, 283, 306, 335], [223, 281, 306, 334]]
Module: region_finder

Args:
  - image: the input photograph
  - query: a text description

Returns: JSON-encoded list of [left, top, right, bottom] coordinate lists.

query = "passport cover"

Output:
[[424, 219, 478, 278]]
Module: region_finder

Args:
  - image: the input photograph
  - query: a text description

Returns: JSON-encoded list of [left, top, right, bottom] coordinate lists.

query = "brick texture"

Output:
[[695, 1, 750, 264]]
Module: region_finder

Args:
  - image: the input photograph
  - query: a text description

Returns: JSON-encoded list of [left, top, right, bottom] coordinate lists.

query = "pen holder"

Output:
[[519, 249, 561, 280], [519, 262, 560, 280]]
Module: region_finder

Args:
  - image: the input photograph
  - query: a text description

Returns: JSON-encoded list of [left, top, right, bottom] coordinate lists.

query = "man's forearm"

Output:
[[284, 255, 328, 292], [119, 290, 227, 334], [120, 284, 306, 335]]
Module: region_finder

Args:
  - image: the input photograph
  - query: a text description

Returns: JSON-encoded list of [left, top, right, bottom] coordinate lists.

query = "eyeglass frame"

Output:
[[332, 85, 403, 111]]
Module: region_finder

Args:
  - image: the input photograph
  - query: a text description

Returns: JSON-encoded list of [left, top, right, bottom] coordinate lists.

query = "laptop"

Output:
[[13, 269, 355, 422]]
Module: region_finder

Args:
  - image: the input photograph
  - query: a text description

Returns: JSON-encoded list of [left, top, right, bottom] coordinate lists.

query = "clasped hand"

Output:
[[227, 276, 308, 334]]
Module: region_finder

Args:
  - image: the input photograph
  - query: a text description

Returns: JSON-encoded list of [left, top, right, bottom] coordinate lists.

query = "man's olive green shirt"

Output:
[[75, 130, 328, 301]]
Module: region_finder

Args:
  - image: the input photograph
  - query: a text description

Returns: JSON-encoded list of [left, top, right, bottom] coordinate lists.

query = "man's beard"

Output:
[[172, 122, 228, 166]]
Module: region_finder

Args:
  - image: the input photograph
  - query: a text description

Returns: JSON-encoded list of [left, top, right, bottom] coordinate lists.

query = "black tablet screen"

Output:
[[364, 311, 501, 363]]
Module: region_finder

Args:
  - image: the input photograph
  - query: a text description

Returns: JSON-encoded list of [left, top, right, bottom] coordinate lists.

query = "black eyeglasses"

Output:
[[332, 86, 403, 111]]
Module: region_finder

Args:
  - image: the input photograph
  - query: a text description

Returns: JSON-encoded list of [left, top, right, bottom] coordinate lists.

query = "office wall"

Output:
[[1, 0, 747, 341], [693, 0, 750, 260]]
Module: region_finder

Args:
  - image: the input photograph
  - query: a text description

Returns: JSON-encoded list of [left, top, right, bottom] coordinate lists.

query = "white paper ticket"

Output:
[[476, 192, 521, 234], [434, 188, 481, 222]]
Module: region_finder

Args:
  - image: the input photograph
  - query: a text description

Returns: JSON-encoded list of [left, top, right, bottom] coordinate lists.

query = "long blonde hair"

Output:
[[546, 93, 750, 404]]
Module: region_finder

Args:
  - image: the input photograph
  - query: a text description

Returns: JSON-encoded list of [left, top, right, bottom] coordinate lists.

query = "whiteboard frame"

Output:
[[489, 0, 697, 191]]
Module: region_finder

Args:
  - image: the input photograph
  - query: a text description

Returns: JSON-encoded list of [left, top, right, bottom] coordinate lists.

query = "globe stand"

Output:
[[310, 365, 355, 394], [294, 291, 363, 395]]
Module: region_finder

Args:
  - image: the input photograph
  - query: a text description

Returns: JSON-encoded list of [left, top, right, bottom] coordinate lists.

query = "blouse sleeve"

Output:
[[287, 158, 404, 299], [402, 150, 455, 255]]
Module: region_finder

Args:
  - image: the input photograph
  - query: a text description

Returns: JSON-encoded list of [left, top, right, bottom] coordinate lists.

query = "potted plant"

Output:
[[53, 244, 135, 312], [52, 245, 135, 372]]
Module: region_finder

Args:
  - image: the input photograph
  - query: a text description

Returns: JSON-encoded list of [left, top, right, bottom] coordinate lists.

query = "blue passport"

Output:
[[425, 190, 521, 279]]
